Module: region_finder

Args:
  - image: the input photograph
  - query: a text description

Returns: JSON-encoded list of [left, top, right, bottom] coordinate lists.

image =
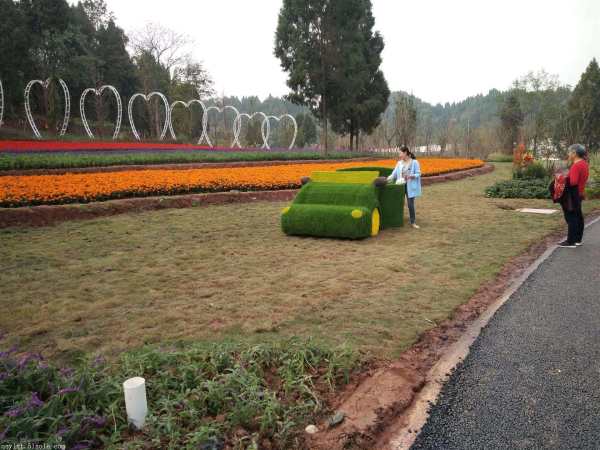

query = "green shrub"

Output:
[[486, 153, 514, 163], [513, 161, 551, 180], [485, 178, 551, 199]]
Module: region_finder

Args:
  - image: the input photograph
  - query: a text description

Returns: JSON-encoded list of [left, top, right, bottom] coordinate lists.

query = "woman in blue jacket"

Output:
[[387, 146, 422, 229]]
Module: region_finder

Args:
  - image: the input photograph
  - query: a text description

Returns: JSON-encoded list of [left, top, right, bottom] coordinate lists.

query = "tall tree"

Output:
[[0, 0, 33, 116], [275, 0, 335, 152], [95, 20, 137, 96], [394, 93, 417, 147], [568, 58, 600, 151], [130, 23, 192, 74], [499, 91, 524, 153], [512, 69, 563, 154], [295, 112, 317, 147], [275, 0, 388, 152], [171, 62, 214, 100], [326, 0, 389, 150], [80, 0, 114, 30], [133, 50, 170, 139]]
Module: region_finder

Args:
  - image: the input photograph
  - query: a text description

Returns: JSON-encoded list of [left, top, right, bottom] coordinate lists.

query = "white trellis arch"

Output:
[[262, 114, 298, 150], [168, 99, 207, 142], [232, 112, 270, 149], [127, 92, 171, 141], [80, 85, 123, 140], [24, 78, 71, 139], [198, 105, 240, 148]]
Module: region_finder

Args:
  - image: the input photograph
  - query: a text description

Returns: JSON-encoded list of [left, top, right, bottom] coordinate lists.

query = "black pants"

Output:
[[406, 193, 416, 224], [562, 202, 584, 244]]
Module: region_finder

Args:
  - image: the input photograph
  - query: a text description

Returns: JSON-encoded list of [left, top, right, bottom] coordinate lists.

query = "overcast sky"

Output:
[[87, 0, 599, 105]]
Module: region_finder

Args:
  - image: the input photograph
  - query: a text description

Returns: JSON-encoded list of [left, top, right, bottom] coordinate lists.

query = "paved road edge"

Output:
[[388, 214, 600, 450]]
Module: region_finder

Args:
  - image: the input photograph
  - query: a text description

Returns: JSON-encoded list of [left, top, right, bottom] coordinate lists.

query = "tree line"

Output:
[[365, 63, 600, 157], [0, 0, 316, 147], [2, 0, 598, 153]]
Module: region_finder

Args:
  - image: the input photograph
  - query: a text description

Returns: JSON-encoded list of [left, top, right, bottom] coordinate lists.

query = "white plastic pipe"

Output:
[[123, 377, 148, 429]]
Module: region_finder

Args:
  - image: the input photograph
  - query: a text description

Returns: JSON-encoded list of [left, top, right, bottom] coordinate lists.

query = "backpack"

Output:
[[549, 174, 566, 203]]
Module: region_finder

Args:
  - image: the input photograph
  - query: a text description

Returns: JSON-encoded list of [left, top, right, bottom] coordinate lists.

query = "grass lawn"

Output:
[[1, 164, 598, 363]]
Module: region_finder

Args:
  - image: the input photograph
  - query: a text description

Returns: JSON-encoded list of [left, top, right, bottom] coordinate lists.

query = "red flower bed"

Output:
[[0, 140, 235, 153]]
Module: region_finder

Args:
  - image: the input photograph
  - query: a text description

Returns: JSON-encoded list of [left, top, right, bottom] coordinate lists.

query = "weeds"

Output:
[[0, 338, 360, 449]]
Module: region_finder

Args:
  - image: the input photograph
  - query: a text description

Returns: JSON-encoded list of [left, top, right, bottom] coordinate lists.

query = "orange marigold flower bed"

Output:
[[0, 158, 484, 207]]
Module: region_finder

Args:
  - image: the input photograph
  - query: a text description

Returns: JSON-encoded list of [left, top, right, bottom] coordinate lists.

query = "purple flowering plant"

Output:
[[0, 342, 122, 448]]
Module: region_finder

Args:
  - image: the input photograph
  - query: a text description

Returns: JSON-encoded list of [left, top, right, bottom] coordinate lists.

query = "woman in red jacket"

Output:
[[559, 144, 590, 248]]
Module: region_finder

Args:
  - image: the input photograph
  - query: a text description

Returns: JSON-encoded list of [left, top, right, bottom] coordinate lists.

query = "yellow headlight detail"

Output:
[[282, 207, 291, 214], [351, 209, 363, 219]]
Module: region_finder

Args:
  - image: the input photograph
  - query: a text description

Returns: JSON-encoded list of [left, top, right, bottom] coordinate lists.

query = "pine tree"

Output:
[[275, 0, 388, 151], [327, 0, 389, 150], [568, 58, 600, 151], [295, 112, 317, 148], [500, 92, 524, 153]]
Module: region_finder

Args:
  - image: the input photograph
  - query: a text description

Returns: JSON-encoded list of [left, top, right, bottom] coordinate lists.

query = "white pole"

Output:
[[123, 377, 148, 429]]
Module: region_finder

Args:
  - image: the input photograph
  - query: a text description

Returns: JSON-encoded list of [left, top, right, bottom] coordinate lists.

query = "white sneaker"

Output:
[[575, 242, 583, 246], [411, 223, 420, 229]]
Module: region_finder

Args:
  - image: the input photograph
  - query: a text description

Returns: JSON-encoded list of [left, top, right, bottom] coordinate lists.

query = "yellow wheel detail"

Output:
[[371, 208, 380, 237], [351, 209, 363, 219], [282, 207, 291, 214]]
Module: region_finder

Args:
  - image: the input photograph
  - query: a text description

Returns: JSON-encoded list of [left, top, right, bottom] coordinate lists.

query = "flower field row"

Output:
[[0, 158, 484, 207], [0, 140, 311, 154]]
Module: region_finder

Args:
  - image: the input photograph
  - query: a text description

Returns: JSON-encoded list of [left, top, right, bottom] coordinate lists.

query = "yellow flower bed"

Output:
[[0, 158, 484, 207]]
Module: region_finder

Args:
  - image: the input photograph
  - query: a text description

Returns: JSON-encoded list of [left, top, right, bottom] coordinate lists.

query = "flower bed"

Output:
[[0, 158, 484, 207], [0, 140, 315, 154], [0, 339, 359, 449]]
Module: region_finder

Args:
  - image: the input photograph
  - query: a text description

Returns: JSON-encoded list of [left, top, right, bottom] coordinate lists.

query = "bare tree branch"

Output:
[[129, 22, 193, 71]]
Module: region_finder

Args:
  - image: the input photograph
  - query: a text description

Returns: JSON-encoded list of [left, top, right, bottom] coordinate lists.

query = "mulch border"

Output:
[[0, 164, 493, 228]]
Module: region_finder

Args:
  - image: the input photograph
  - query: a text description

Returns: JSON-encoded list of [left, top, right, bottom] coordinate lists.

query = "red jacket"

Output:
[[568, 159, 590, 198]]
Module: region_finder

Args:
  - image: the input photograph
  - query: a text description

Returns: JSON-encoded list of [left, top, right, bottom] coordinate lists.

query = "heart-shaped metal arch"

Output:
[[127, 92, 171, 141], [168, 99, 206, 142], [198, 105, 241, 148], [262, 114, 298, 150], [80, 85, 123, 140], [24, 78, 71, 140], [232, 112, 270, 149], [0, 79, 4, 127]]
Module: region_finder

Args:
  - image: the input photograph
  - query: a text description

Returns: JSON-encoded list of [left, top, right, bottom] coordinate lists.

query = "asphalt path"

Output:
[[411, 218, 600, 450]]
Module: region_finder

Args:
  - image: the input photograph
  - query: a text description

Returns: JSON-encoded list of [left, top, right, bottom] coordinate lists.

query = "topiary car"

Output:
[[281, 168, 405, 239]]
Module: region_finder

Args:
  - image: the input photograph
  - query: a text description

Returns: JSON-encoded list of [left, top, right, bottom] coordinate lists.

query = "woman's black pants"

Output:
[[562, 202, 584, 244]]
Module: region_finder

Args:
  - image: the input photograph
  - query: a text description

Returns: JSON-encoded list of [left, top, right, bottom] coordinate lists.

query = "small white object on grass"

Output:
[[305, 424, 319, 434], [123, 377, 148, 429], [516, 208, 559, 215]]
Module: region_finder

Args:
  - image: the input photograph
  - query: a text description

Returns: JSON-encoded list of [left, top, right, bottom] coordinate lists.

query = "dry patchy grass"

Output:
[[1, 164, 597, 362]]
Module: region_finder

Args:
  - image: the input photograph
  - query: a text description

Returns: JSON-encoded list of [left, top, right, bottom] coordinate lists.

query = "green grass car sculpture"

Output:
[[281, 167, 405, 239]]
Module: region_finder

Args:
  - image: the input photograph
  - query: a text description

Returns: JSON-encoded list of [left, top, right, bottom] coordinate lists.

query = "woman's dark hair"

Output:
[[400, 145, 417, 160]]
